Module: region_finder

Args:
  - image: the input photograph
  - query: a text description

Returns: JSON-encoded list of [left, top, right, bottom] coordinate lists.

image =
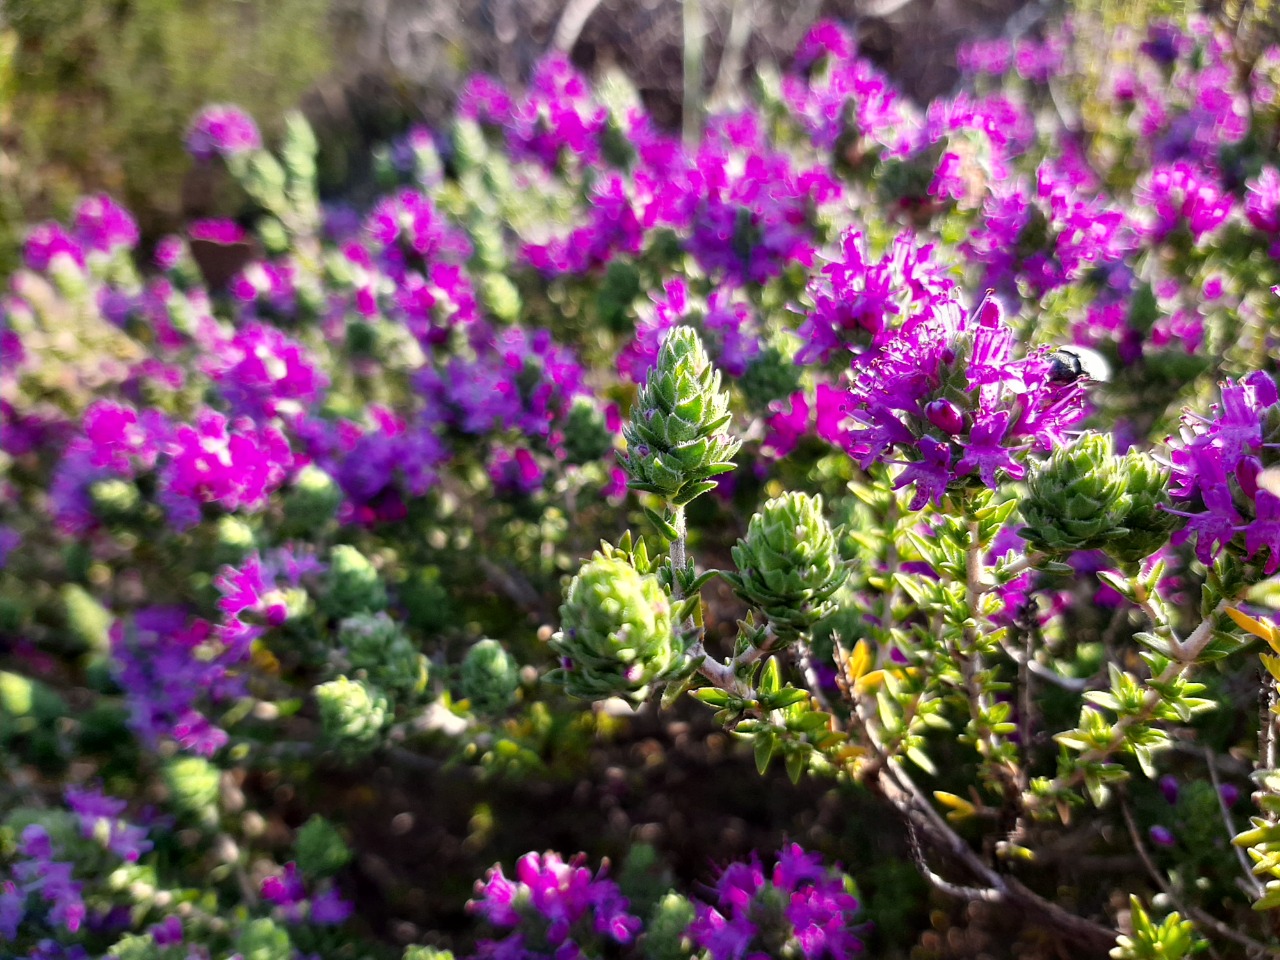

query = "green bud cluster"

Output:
[[479, 272, 521, 323], [294, 815, 352, 878], [213, 516, 257, 567], [644, 892, 697, 960], [162, 756, 220, 820], [460, 638, 520, 714], [338, 612, 427, 699], [737, 331, 803, 414], [1021, 433, 1176, 566], [88, 478, 141, 523], [548, 555, 680, 704], [319, 545, 388, 619], [722, 492, 848, 644], [561, 396, 615, 466], [400, 565, 452, 634], [282, 465, 342, 534], [619, 326, 740, 507], [232, 918, 293, 960], [314, 676, 389, 755]]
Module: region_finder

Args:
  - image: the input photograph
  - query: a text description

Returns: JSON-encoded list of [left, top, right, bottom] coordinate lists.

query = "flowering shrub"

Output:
[[10, 7, 1280, 959]]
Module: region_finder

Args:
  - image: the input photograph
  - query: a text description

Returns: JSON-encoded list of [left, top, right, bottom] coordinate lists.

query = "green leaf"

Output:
[[754, 732, 774, 775], [690, 688, 731, 708], [643, 506, 679, 542], [785, 748, 807, 785], [759, 657, 781, 696]]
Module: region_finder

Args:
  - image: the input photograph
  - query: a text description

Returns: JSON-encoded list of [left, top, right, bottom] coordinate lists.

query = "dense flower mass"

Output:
[[1166, 371, 1280, 571], [9, 8, 1280, 958], [689, 845, 864, 960], [469, 851, 641, 960]]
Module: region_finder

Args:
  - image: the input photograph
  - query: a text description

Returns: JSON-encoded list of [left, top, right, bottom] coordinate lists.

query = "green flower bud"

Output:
[[1021, 433, 1173, 567], [282, 465, 342, 534], [549, 556, 680, 704], [1107, 449, 1178, 566], [479, 273, 521, 324], [62, 584, 111, 651], [619, 326, 740, 507], [400, 565, 452, 634], [597, 261, 641, 333], [294, 815, 352, 878], [163, 755, 220, 820], [645, 892, 697, 960], [233, 918, 293, 960], [107, 933, 161, 960], [1021, 433, 1129, 554], [404, 949, 454, 960], [88, 478, 140, 523], [738, 331, 803, 414], [320, 545, 387, 619], [338, 612, 427, 699], [460, 639, 520, 714], [452, 119, 489, 174], [213, 516, 257, 567], [562, 397, 615, 465], [314, 676, 389, 755], [722, 492, 848, 644]]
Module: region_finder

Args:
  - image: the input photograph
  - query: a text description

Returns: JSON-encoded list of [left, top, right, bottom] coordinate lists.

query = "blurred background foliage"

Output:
[[0, 0, 1052, 276], [0, 0, 333, 271]]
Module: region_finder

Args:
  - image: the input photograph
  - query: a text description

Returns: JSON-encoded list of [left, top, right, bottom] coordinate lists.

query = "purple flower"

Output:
[[0, 526, 19, 569], [798, 229, 956, 365], [794, 20, 854, 71], [74, 194, 139, 255], [189, 218, 249, 245], [151, 916, 184, 946], [110, 608, 241, 755], [310, 888, 355, 926], [159, 409, 293, 525], [1167, 371, 1280, 570], [1149, 825, 1176, 847], [469, 851, 640, 960], [186, 105, 261, 161], [489, 446, 544, 497], [690, 845, 863, 960], [204, 322, 327, 419], [23, 223, 85, 272], [1136, 161, 1232, 242], [1246, 167, 1280, 234], [0, 881, 22, 940]]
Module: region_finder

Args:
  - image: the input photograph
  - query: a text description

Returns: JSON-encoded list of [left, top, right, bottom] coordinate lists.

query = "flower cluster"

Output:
[[796, 229, 957, 365], [1, 787, 152, 943], [689, 844, 864, 960], [469, 851, 641, 960], [261, 862, 353, 926], [843, 295, 1089, 508], [1166, 371, 1280, 571], [186, 104, 262, 161]]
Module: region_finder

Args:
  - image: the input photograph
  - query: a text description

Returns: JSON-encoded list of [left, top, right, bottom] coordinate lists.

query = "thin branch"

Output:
[[682, 0, 706, 146], [551, 0, 606, 53], [710, 0, 755, 107], [1205, 745, 1264, 898], [905, 818, 1003, 903], [1121, 796, 1273, 958]]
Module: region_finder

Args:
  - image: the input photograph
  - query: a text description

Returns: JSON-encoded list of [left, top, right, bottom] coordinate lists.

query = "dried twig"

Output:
[[552, 0, 606, 53]]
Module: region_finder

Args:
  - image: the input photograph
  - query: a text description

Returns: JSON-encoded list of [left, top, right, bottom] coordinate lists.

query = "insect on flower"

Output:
[[1047, 345, 1111, 384]]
